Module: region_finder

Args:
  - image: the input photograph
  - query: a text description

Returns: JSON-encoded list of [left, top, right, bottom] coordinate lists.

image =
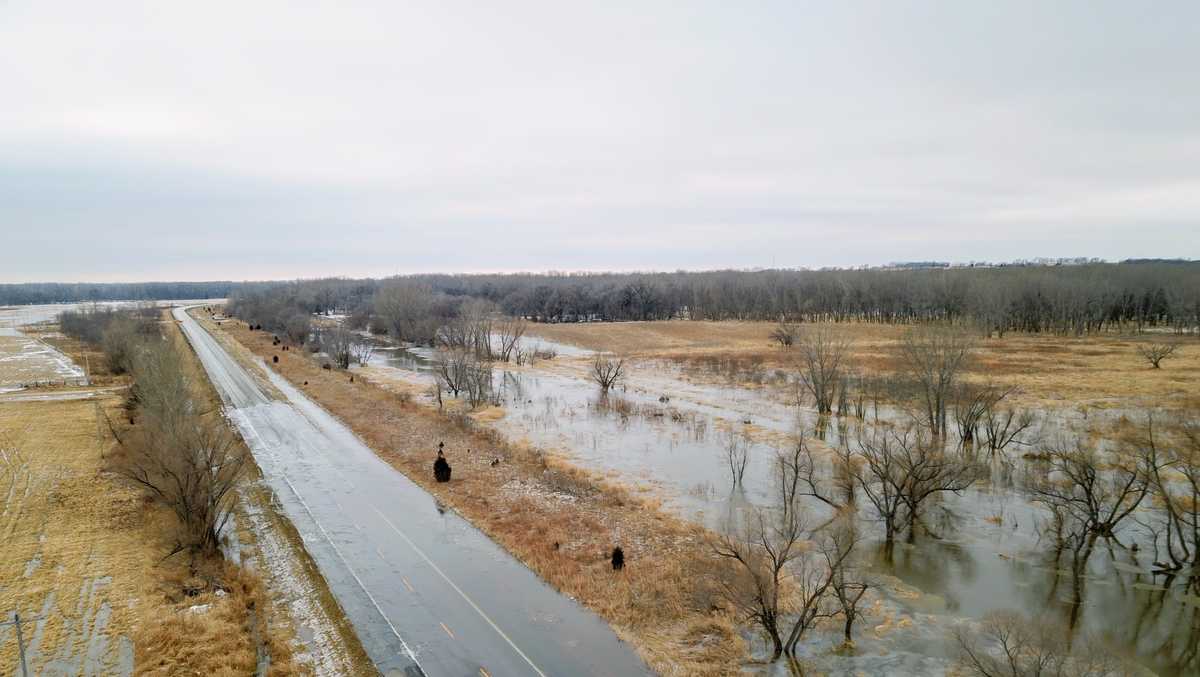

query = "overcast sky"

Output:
[[2, 1, 1197, 282]]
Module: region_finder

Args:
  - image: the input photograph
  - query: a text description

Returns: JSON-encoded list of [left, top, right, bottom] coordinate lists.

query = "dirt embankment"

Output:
[[208, 313, 747, 676]]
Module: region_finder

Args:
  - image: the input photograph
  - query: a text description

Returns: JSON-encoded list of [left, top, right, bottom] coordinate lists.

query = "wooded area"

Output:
[[0, 281, 234, 305], [221, 261, 1200, 340]]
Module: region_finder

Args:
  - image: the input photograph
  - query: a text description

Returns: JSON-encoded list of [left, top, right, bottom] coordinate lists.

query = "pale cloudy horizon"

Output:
[[2, 1, 1197, 283]]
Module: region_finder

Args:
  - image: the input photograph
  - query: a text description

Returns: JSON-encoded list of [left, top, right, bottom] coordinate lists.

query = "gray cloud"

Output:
[[1, 1, 1197, 282]]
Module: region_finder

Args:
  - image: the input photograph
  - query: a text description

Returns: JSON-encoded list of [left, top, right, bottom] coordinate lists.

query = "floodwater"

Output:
[[0, 298, 224, 328], [364, 333, 1200, 675]]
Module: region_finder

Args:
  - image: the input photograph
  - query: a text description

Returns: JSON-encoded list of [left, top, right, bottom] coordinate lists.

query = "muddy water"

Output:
[[365, 340, 1199, 675]]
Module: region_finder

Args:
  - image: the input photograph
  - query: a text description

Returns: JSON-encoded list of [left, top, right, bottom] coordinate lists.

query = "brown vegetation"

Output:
[[210, 311, 750, 675], [527, 320, 1200, 410], [0, 396, 304, 676]]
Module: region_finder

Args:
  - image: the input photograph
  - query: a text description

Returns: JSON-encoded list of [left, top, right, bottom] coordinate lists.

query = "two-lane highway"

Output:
[[173, 306, 649, 677]]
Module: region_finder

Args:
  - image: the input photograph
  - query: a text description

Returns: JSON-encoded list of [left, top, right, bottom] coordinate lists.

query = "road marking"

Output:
[[178, 307, 426, 674], [440, 622, 456, 640], [373, 506, 548, 677], [479, 669, 491, 677], [402, 577, 415, 593], [280, 472, 425, 672]]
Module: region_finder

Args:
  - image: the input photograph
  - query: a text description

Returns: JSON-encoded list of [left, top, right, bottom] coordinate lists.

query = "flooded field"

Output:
[[356, 329, 1199, 675], [0, 327, 88, 391]]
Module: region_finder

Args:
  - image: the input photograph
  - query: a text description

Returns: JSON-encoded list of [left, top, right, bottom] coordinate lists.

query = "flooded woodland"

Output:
[[355, 319, 1199, 676]]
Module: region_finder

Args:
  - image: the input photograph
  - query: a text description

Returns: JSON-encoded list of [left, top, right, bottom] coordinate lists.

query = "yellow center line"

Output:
[[440, 622, 456, 640], [479, 669, 491, 677], [401, 577, 414, 593], [371, 506, 548, 677]]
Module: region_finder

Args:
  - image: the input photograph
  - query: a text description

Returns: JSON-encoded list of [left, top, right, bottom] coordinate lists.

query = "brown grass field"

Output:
[[0, 394, 298, 676], [0, 313, 371, 676], [529, 320, 1200, 410], [207, 313, 749, 676]]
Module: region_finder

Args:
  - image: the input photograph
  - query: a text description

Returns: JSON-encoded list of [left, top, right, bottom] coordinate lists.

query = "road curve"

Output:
[[173, 306, 649, 677]]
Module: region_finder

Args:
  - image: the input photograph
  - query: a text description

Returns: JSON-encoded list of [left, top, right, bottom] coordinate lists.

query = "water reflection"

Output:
[[361, 339, 1199, 674]]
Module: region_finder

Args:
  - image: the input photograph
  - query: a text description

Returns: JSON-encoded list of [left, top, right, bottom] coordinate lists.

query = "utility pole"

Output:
[[1, 611, 37, 677]]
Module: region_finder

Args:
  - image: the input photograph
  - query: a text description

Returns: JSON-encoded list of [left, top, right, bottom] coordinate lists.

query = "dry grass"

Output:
[[531, 320, 1200, 410], [0, 396, 152, 674], [210, 313, 749, 676], [0, 311, 365, 675], [0, 396, 297, 675]]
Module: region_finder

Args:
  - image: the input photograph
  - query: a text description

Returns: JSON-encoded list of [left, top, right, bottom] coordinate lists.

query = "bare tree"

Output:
[[282, 313, 312, 345], [982, 406, 1037, 456], [853, 428, 981, 544], [712, 507, 799, 659], [591, 355, 625, 392], [712, 445, 814, 659], [1136, 341, 1178, 369], [320, 326, 355, 369], [1029, 437, 1149, 540], [713, 443, 864, 659], [780, 528, 845, 657], [825, 518, 869, 646], [770, 317, 798, 348], [373, 281, 436, 345], [116, 341, 247, 556], [432, 348, 493, 408], [898, 326, 975, 436], [952, 383, 1015, 448], [100, 316, 142, 374], [722, 430, 750, 486], [433, 349, 470, 398], [122, 416, 247, 555], [349, 339, 375, 366], [794, 435, 855, 510], [796, 326, 851, 415], [495, 317, 527, 362], [126, 340, 194, 426], [955, 610, 1125, 677], [1135, 412, 1200, 572]]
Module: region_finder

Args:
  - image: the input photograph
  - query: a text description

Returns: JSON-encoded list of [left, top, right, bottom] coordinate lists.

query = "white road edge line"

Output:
[[174, 307, 426, 673], [372, 506, 548, 677], [280, 470, 426, 673]]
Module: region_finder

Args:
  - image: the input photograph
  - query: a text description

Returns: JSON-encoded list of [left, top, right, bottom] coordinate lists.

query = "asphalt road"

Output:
[[173, 306, 649, 677]]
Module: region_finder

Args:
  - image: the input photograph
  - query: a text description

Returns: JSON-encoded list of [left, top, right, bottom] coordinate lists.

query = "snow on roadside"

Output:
[[236, 484, 351, 675]]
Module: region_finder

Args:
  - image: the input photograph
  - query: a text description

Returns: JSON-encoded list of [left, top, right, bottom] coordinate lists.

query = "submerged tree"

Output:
[[1029, 437, 1149, 541], [898, 326, 974, 436], [1136, 412, 1200, 573], [796, 326, 852, 415], [591, 355, 625, 392], [713, 445, 864, 660], [723, 430, 751, 487], [954, 610, 1126, 677], [852, 427, 981, 545]]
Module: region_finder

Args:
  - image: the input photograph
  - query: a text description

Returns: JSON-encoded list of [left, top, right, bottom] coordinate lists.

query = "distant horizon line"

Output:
[[2, 256, 1197, 287]]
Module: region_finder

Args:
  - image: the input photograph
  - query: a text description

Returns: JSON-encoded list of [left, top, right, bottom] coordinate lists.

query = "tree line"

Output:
[[0, 281, 235, 305], [222, 261, 1200, 339]]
